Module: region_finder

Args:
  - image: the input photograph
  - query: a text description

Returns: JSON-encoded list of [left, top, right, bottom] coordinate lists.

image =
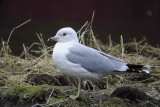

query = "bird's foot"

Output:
[[70, 94, 79, 100]]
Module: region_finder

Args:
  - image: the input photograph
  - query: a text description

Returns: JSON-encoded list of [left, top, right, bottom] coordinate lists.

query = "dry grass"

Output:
[[0, 14, 160, 107], [0, 17, 160, 97]]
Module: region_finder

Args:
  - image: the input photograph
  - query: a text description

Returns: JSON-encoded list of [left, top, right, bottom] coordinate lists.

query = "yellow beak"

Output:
[[47, 36, 58, 41]]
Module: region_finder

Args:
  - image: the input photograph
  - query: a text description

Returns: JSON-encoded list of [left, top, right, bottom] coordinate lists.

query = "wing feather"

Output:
[[66, 44, 126, 72]]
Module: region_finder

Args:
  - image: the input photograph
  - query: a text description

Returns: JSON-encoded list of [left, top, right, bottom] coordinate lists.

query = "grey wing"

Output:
[[97, 50, 124, 63], [66, 44, 126, 72]]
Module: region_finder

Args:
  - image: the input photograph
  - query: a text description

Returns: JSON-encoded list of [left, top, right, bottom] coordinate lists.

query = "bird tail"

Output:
[[125, 64, 153, 74]]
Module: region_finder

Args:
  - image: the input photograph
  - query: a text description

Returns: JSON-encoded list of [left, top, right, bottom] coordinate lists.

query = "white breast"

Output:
[[52, 41, 100, 80], [53, 42, 73, 71]]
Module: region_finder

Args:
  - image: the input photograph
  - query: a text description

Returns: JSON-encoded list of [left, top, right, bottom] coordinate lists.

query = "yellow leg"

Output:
[[70, 78, 81, 99]]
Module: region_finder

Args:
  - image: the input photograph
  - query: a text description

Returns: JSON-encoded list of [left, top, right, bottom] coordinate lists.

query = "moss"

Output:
[[0, 85, 62, 104], [105, 97, 128, 107], [106, 96, 160, 107], [62, 96, 93, 107], [105, 97, 152, 107]]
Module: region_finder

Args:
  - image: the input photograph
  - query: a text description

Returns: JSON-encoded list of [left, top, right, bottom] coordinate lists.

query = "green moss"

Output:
[[105, 97, 128, 107], [47, 89, 92, 106], [48, 97, 67, 105], [62, 96, 93, 107], [0, 85, 62, 103]]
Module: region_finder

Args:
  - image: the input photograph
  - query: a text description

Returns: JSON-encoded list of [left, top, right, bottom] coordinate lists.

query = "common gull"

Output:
[[48, 27, 151, 99]]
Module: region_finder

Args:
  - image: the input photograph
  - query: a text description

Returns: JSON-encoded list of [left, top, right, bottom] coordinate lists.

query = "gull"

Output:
[[48, 27, 151, 99]]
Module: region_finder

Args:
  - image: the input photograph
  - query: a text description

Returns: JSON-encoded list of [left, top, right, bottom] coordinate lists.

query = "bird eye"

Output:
[[63, 33, 66, 36]]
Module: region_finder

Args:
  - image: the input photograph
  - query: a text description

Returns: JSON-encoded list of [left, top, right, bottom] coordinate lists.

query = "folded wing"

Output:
[[66, 44, 128, 73]]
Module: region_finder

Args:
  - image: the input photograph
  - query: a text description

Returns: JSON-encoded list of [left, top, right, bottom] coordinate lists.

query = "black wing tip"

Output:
[[127, 64, 144, 69], [126, 64, 152, 74]]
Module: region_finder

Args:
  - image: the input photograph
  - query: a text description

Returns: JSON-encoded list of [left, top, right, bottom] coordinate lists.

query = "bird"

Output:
[[48, 27, 151, 99]]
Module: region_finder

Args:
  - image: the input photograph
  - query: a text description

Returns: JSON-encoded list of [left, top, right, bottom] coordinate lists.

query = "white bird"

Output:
[[48, 27, 151, 99]]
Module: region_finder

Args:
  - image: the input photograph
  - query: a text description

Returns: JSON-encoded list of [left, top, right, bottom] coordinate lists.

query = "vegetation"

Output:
[[0, 14, 160, 106]]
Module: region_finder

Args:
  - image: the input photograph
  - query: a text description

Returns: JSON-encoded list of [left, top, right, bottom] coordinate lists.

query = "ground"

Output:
[[0, 21, 160, 107]]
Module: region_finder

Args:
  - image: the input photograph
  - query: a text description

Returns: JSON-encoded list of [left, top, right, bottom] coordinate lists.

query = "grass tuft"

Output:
[[0, 15, 160, 106]]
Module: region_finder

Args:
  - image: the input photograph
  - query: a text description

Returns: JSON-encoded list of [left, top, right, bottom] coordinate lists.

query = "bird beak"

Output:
[[47, 36, 58, 41]]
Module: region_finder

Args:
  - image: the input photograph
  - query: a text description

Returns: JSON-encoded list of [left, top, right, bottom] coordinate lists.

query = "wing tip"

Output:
[[125, 64, 153, 74]]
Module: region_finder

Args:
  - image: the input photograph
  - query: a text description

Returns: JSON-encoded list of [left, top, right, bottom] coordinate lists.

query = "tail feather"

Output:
[[125, 64, 152, 74]]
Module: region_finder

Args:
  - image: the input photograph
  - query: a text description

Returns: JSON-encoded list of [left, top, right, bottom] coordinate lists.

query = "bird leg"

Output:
[[70, 78, 81, 99]]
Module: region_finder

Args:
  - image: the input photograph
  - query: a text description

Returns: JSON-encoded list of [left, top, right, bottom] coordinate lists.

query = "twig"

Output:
[[48, 98, 70, 106], [19, 42, 40, 57], [64, 88, 77, 93], [46, 89, 55, 104], [88, 11, 95, 47], [7, 19, 31, 45], [77, 21, 88, 35], [120, 35, 124, 58], [31, 89, 55, 107], [22, 44, 27, 59], [91, 29, 101, 51], [134, 38, 139, 55], [139, 42, 147, 55], [89, 10, 95, 31], [109, 34, 112, 48], [0, 87, 9, 89]]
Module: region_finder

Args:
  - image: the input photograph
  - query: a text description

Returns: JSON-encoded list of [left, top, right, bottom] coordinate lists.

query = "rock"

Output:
[[110, 86, 153, 102]]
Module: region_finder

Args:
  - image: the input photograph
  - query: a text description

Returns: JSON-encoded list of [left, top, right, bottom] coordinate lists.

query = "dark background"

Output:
[[0, 0, 160, 55]]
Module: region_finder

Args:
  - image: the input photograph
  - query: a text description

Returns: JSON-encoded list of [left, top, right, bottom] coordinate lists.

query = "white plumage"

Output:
[[49, 27, 151, 99]]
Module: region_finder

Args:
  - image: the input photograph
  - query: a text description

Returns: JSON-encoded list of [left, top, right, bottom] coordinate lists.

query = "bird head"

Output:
[[48, 27, 78, 43]]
